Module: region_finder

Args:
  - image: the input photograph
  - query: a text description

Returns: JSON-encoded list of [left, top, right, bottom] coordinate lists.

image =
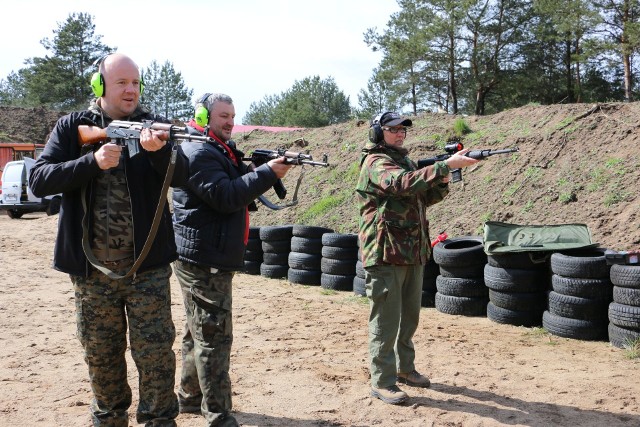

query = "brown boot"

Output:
[[397, 370, 431, 388], [370, 385, 409, 405]]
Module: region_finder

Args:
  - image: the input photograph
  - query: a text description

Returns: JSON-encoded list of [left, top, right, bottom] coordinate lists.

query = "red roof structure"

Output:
[[232, 125, 303, 134]]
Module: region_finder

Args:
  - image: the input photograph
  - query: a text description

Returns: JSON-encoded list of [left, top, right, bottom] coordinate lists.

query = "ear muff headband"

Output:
[[90, 55, 144, 98], [368, 112, 390, 144], [194, 93, 213, 127]]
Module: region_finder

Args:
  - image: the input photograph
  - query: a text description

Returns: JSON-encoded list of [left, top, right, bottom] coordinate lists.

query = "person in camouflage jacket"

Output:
[[356, 111, 479, 405]]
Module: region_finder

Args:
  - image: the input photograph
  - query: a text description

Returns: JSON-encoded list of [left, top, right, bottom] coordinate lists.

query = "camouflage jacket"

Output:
[[356, 141, 450, 267]]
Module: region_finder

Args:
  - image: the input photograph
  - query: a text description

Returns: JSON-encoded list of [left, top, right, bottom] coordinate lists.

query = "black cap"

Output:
[[380, 112, 412, 127]]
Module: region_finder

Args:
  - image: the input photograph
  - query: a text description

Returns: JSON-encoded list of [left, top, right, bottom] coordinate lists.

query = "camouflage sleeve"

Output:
[[365, 154, 447, 196], [421, 161, 450, 207]]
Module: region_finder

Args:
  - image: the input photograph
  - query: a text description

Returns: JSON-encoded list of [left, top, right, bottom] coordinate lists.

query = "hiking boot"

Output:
[[370, 385, 409, 405], [397, 370, 431, 388]]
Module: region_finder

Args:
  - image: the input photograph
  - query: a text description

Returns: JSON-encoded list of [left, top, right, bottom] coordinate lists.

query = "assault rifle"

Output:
[[243, 149, 329, 210], [417, 142, 518, 182], [78, 120, 213, 157]]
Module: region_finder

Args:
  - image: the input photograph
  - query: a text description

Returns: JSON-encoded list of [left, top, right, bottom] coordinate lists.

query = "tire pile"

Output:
[[287, 225, 334, 286], [421, 256, 438, 308], [608, 264, 640, 348], [432, 237, 488, 316], [259, 225, 293, 279], [242, 226, 262, 275], [320, 233, 359, 291], [354, 249, 366, 297], [484, 252, 550, 327], [543, 248, 612, 341]]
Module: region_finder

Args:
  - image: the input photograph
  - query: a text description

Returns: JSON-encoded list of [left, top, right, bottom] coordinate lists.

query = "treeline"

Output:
[[2, 2, 640, 126], [356, 0, 640, 117]]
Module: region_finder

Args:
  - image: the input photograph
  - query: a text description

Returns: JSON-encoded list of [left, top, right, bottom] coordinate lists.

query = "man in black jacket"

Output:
[[171, 93, 292, 426], [29, 53, 188, 427]]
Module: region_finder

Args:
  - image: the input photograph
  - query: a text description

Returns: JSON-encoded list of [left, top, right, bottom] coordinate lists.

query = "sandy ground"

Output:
[[1, 213, 639, 427]]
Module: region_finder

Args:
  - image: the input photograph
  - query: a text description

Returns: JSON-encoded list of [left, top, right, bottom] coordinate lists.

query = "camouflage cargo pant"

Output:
[[365, 264, 423, 388], [71, 263, 178, 427], [173, 260, 235, 426]]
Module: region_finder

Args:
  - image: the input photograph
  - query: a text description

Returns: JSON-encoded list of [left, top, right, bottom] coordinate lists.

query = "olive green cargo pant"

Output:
[[365, 264, 424, 388]]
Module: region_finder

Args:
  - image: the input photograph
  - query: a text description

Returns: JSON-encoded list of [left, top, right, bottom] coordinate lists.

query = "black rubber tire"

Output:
[[261, 239, 291, 253], [320, 273, 354, 291], [321, 233, 358, 248], [421, 290, 436, 308], [547, 291, 609, 322], [262, 252, 289, 265], [292, 225, 334, 238], [610, 264, 640, 289], [612, 286, 640, 307], [245, 238, 262, 252], [321, 257, 357, 275], [260, 263, 289, 279], [434, 293, 488, 316], [288, 268, 321, 286], [243, 249, 263, 262], [550, 248, 611, 279], [484, 264, 546, 293], [438, 263, 485, 279], [608, 302, 640, 330], [288, 251, 322, 271], [321, 245, 359, 260], [290, 236, 323, 254], [487, 251, 550, 270], [432, 236, 486, 267], [542, 310, 608, 341], [486, 301, 543, 327], [435, 275, 488, 298], [488, 289, 547, 312], [608, 323, 640, 349], [551, 274, 612, 299], [259, 225, 293, 241], [355, 260, 366, 279], [242, 260, 261, 275], [353, 276, 366, 296], [46, 196, 61, 216], [6, 209, 23, 219]]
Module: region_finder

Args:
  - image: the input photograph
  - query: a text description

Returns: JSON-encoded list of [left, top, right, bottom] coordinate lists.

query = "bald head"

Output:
[[98, 53, 143, 120]]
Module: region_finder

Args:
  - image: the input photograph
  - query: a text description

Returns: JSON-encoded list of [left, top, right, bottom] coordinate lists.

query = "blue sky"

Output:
[[0, 0, 399, 122]]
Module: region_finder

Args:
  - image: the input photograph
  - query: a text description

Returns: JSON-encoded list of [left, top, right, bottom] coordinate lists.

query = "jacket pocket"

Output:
[[381, 219, 420, 264]]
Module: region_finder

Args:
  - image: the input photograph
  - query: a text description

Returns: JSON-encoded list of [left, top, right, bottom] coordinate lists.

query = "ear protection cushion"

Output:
[[90, 72, 104, 97], [194, 93, 212, 127], [368, 112, 389, 144]]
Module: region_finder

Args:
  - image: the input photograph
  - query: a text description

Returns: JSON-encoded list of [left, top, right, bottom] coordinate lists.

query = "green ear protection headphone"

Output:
[[368, 112, 391, 144], [90, 55, 145, 98], [194, 93, 213, 127]]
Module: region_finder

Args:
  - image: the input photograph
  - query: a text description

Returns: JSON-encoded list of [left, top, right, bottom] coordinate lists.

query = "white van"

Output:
[[0, 157, 61, 219]]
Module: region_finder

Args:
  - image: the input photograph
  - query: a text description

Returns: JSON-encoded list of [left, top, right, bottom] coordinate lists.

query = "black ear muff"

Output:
[[369, 112, 389, 144], [194, 93, 212, 127]]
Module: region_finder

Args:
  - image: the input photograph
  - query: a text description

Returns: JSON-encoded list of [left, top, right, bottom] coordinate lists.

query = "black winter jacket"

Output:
[[29, 106, 189, 277], [172, 130, 278, 271]]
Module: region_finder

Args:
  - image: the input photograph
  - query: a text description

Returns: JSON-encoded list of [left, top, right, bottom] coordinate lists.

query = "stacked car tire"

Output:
[[432, 236, 488, 316], [242, 226, 262, 275], [608, 264, 640, 348], [353, 250, 366, 297], [287, 225, 334, 286], [422, 256, 439, 307], [485, 252, 550, 327], [320, 233, 359, 291], [259, 225, 293, 279], [543, 248, 612, 341]]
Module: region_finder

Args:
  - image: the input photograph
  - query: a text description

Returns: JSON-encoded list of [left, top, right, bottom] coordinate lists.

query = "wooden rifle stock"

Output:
[[78, 125, 109, 145]]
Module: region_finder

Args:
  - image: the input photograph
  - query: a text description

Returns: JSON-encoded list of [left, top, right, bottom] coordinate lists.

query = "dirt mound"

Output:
[[0, 106, 66, 143]]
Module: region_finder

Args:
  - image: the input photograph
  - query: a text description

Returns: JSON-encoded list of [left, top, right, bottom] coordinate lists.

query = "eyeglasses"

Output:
[[382, 126, 407, 135]]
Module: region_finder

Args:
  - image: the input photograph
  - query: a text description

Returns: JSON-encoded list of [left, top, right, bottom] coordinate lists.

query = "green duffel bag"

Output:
[[483, 221, 597, 255]]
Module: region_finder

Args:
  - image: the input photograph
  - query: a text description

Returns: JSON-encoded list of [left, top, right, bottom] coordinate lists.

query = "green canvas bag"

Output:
[[483, 221, 597, 255]]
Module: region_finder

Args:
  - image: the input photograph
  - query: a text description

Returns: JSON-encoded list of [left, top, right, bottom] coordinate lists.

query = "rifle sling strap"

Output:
[[257, 166, 305, 210], [80, 146, 177, 280]]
